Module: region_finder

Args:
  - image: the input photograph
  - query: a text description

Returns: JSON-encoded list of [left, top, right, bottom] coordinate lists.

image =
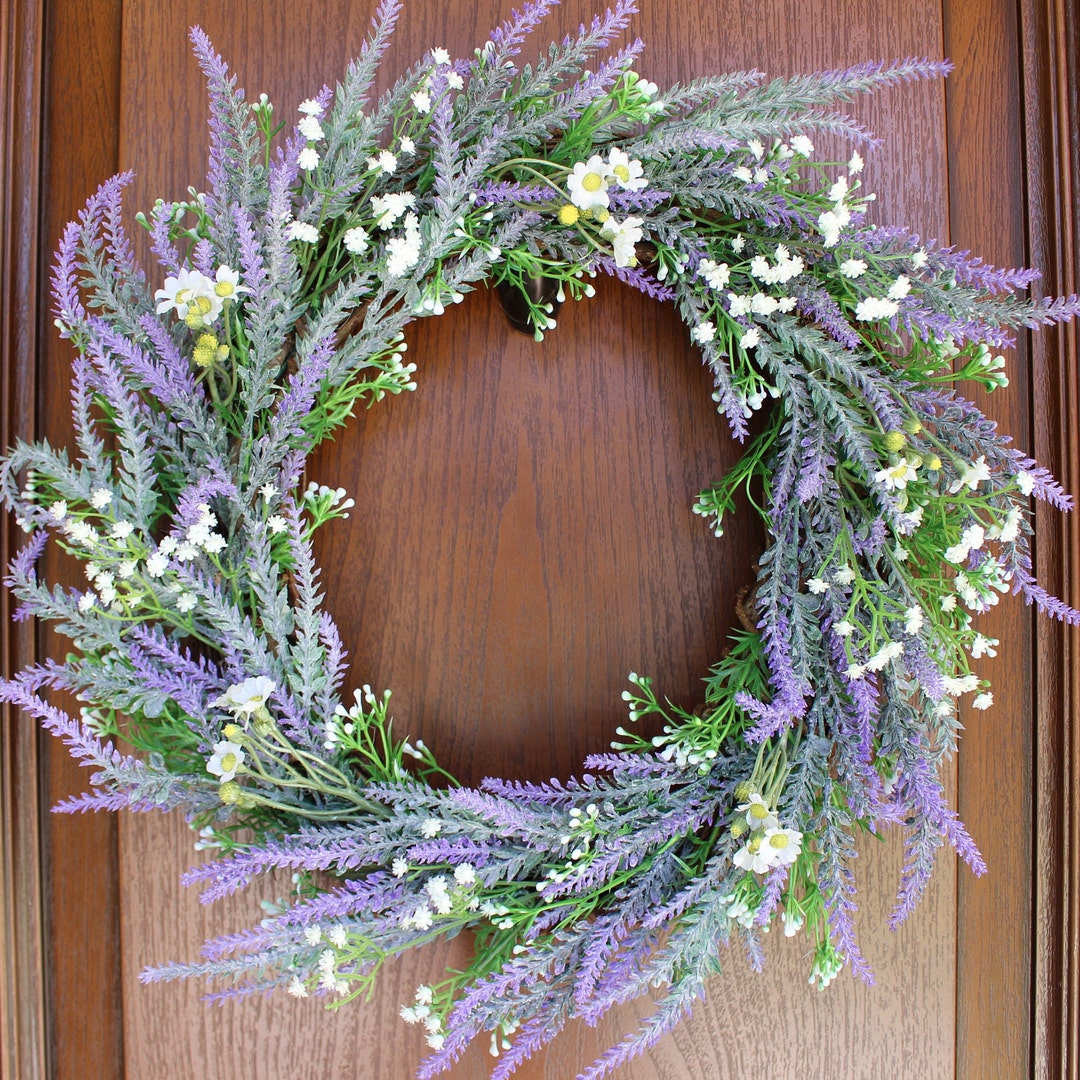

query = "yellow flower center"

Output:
[[883, 430, 906, 453], [581, 171, 603, 192], [219, 780, 241, 804], [223, 723, 242, 741], [558, 204, 580, 225], [215, 281, 235, 297], [220, 752, 237, 773], [192, 344, 216, 368], [768, 833, 790, 850], [749, 803, 770, 820], [614, 164, 630, 183], [184, 296, 214, 328], [747, 837, 762, 854], [928, 455, 942, 471], [192, 332, 220, 366]]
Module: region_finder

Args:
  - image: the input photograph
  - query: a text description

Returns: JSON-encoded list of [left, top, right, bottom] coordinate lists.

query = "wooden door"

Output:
[[2, 1, 1076, 1078]]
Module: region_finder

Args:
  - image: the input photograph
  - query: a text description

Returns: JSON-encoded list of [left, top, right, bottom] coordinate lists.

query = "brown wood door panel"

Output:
[[31, 3, 126, 1079], [941, 4, 1033, 1078], [8, 0, 1069, 1076], [115, 2, 958, 1076]]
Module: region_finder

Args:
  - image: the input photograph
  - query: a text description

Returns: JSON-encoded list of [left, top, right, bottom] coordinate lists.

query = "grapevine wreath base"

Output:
[[4, 2, 1080, 1076]]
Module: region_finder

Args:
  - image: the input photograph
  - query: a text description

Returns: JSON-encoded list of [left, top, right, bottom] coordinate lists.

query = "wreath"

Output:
[[4, 2, 1079, 1076]]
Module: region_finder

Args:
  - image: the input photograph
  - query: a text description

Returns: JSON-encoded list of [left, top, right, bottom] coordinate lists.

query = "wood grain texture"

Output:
[[110, 2, 961, 1078], [4, 0, 1063, 1076], [16, 0, 1070, 1076], [35, 2, 126, 1078], [942, 4, 1034, 1078], [1021, 0, 1080, 1077], [315, 276, 754, 783], [0, 1, 48, 1077]]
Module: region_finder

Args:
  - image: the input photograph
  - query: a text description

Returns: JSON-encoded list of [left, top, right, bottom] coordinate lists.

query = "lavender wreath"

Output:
[[4, 2, 1079, 1076]]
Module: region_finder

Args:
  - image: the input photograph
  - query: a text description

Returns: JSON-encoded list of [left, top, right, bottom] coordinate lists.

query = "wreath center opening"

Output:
[[309, 280, 756, 785]]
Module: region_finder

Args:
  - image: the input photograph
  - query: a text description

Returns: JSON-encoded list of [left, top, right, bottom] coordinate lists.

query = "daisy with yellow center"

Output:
[[213, 264, 247, 300], [207, 739, 246, 783], [566, 155, 611, 211], [735, 791, 778, 831], [733, 834, 773, 874], [606, 147, 647, 191], [873, 457, 919, 491], [762, 826, 803, 867]]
